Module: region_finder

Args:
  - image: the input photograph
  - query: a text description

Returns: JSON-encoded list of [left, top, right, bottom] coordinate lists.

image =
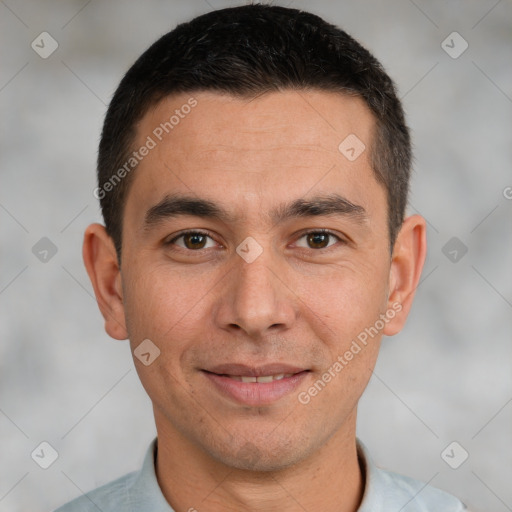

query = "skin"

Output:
[[83, 90, 426, 512]]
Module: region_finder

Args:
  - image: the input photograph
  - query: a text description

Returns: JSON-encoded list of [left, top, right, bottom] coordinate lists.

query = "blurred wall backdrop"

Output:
[[1, 1, 511, 511]]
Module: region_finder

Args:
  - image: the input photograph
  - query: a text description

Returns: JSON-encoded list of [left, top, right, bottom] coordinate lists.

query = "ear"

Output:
[[383, 214, 427, 336], [82, 223, 128, 340]]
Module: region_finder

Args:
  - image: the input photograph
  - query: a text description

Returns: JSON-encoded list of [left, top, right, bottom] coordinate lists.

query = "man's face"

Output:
[[118, 90, 397, 470]]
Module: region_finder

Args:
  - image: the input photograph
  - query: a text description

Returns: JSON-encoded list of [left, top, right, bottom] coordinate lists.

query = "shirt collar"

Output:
[[128, 438, 175, 511], [356, 438, 385, 512]]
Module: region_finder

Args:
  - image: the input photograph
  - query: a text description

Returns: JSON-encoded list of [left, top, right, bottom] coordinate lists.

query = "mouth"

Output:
[[219, 373, 296, 383], [202, 364, 310, 406]]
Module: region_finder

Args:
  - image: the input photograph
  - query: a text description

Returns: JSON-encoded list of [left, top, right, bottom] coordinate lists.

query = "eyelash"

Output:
[[165, 229, 346, 253]]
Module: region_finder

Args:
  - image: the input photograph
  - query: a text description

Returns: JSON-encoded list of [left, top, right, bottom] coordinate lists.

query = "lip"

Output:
[[205, 363, 307, 377], [202, 364, 310, 406]]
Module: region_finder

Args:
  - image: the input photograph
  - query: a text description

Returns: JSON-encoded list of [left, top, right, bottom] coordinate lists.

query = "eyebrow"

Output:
[[143, 193, 368, 230]]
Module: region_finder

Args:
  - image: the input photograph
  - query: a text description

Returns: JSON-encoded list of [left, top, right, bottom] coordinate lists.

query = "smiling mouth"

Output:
[[203, 363, 309, 377], [202, 367, 310, 406], [206, 372, 296, 383]]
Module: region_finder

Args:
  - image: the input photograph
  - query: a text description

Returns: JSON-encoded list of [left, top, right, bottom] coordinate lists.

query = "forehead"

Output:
[[124, 89, 384, 228], [139, 89, 375, 155]]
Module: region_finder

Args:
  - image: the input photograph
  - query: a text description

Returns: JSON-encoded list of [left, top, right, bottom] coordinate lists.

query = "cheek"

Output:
[[297, 261, 390, 343], [122, 262, 216, 351], [121, 266, 204, 404]]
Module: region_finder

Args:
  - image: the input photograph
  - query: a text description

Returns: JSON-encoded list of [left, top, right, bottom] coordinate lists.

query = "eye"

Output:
[[165, 229, 345, 253], [294, 229, 343, 250], [166, 230, 218, 250]]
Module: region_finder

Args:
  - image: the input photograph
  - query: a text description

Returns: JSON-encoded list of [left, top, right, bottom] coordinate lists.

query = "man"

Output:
[[55, 4, 468, 511]]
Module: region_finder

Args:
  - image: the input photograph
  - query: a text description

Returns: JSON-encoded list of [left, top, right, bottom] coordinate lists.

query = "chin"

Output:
[[209, 436, 307, 473]]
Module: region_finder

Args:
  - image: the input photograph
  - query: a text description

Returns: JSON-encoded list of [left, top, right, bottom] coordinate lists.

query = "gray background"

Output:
[[1, 1, 511, 511]]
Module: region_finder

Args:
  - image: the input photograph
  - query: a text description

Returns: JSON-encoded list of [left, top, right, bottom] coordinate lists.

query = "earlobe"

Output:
[[82, 223, 128, 340], [383, 214, 427, 336]]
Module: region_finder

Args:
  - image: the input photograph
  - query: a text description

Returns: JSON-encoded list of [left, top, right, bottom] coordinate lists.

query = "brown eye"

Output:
[[307, 232, 330, 249], [167, 231, 216, 250], [182, 232, 207, 249], [295, 230, 341, 250]]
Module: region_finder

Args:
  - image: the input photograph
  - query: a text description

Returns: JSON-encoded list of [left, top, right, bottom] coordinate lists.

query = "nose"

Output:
[[213, 246, 297, 339]]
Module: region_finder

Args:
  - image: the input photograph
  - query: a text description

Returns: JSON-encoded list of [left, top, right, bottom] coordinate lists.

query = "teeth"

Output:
[[228, 373, 293, 383]]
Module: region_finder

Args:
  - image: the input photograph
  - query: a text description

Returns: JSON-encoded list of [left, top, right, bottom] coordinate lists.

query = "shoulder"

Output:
[[357, 439, 468, 512], [53, 438, 172, 512], [53, 470, 138, 512], [375, 467, 467, 511]]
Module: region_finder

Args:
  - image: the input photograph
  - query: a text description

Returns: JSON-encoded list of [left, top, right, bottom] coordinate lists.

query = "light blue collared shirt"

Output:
[[54, 437, 468, 511]]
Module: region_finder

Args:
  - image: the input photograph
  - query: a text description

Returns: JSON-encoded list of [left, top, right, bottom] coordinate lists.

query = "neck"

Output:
[[154, 409, 364, 512]]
